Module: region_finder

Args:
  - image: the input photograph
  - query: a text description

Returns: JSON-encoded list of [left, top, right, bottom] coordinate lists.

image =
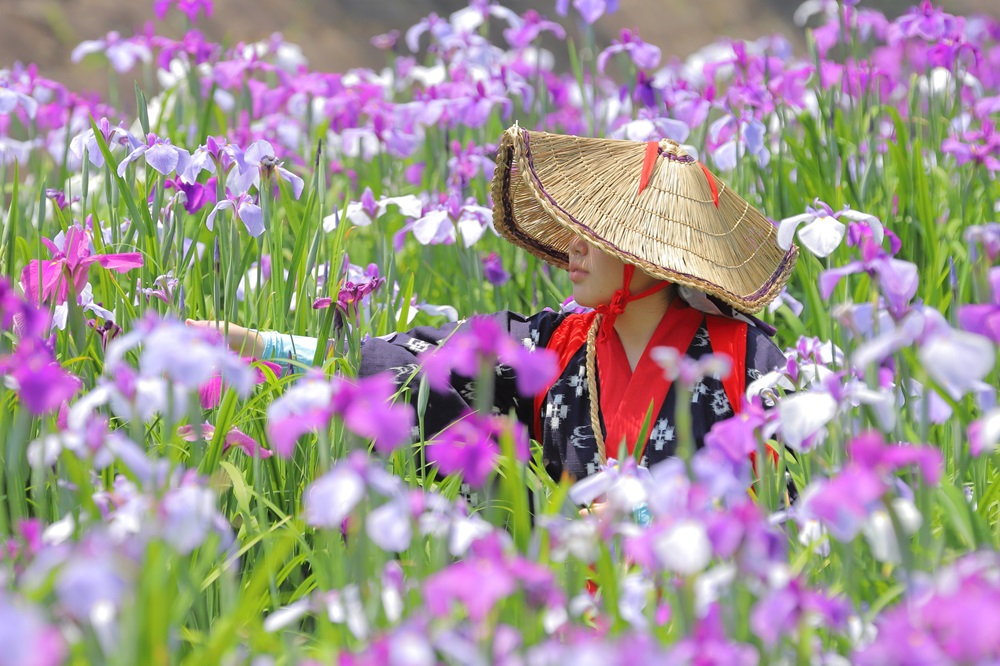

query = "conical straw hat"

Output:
[[491, 124, 798, 313]]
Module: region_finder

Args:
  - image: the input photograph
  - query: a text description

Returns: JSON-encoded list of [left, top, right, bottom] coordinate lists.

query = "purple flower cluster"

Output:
[[267, 372, 414, 457], [418, 315, 558, 397]]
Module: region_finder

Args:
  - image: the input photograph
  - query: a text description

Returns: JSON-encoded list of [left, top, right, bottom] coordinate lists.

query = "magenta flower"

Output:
[[847, 431, 943, 486], [424, 557, 516, 622], [427, 412, 528, 486], [265, 374, 336, 457], [942, 120, 1000, 171], [703, 400, 772, 465], [418, 315, 559, 397], [20, 223, 143, 306], [153, 0, 214, 22], [423, 534, 559, 622], [267, 372, 414, 457], [333, 374, 415, 454], [803, 432, 941, 542], [855, 554, 1000, 665], [199, 357, 281, 409]]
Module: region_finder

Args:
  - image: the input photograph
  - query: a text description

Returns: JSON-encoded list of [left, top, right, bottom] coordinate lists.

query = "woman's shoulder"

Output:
[[491, 308, 595, 350], [745, 322, 787, 375]]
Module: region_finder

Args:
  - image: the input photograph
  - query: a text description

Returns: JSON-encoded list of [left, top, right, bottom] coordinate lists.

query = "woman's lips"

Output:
[[568, 265, 588, 281]]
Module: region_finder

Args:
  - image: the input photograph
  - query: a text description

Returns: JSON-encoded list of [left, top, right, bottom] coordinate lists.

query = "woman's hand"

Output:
[[578, 501, 608, 518], [185, 319, 266, 358]]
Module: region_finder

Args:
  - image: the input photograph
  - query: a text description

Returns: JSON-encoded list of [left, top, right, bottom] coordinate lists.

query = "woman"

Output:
[[190, 126, 798, 482]]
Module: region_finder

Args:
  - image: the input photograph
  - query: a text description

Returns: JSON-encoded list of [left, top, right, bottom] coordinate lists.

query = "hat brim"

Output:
[[491, 126, 798, 314]]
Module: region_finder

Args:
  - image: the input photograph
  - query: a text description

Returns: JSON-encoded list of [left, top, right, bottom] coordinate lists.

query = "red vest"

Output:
[[533, 304, 749, 461]]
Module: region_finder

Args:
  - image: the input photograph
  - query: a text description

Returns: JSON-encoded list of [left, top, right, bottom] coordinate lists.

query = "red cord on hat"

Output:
[[636, 141, 660, 196], [699, 162, 720, 208]]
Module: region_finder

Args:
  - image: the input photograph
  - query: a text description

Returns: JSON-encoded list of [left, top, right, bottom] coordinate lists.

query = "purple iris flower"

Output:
[[227, 139, 304, 199], [894, 0, 962, 42], [555, 0, 619, 25], [820, 241, 919, 319], [481, 252, 510, 286], [0, 82, 38, 119], [68, 117, 134, 169], [502, 10, 566, 49], [266, 374, 337, 457], [0, 594, 65, 666], [0, 279, 47, 340], [0, 343, 81, 415], [854, 554, 1000, 664], [750, 578, 849, 648], [182, 136, 248, 183], [969, 409, 1000, 457], [958, 267, 1000, 343], [778, 200, 884, 258], [20, 223, 143, 306], [597, 29, 662, 73], [116, 132, 192, 178], [206, 191, 264, 237], [164, 177, 215, 214], [160, 479, 233, 554], [942, 120, 1000, 171], [964, 223, 1000, 262], [334, 374, 415, 454], [71, 31, 152, 73]]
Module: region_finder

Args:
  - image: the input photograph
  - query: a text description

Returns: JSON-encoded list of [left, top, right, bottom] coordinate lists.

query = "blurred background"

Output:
[[2, 0, 998, 97]]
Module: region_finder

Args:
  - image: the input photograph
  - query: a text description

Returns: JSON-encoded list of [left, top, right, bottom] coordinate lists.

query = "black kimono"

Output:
[[359, 308, 786, 482]]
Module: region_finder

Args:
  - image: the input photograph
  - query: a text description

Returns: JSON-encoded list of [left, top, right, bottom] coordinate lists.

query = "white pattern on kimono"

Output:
[[649, 418, 675, 452], [567, 364, 587, 397], [546, 393, 569, 430], [710, 388, 733, 417]]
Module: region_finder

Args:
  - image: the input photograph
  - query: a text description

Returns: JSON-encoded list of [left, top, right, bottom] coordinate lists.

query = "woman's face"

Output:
[[566, 236, 661, 307]]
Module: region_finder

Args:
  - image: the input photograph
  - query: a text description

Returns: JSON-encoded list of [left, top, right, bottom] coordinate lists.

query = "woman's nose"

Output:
[[568, 236, 587, 256]]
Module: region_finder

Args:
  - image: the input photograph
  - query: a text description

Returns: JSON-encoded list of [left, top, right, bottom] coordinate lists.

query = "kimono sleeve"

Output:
[[358, 310, 566, 437], [745, 325, 788, 387]]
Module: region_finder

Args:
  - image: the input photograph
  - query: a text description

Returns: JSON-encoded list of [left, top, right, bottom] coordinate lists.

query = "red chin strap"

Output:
[[594, 264, 669, 341]]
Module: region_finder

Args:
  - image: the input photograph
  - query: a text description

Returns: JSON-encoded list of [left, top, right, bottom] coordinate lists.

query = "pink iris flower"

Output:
[[20, 223, 143, 307]]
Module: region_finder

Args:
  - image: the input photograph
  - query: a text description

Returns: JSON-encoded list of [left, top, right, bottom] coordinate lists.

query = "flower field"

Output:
[[1, 0, 999, 662]]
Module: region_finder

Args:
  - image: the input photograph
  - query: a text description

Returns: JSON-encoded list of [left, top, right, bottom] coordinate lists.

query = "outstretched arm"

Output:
[[185, 319, 267, 358]]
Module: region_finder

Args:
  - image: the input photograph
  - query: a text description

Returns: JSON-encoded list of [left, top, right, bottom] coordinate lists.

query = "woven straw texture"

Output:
[[492, 125, 798, 313]]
